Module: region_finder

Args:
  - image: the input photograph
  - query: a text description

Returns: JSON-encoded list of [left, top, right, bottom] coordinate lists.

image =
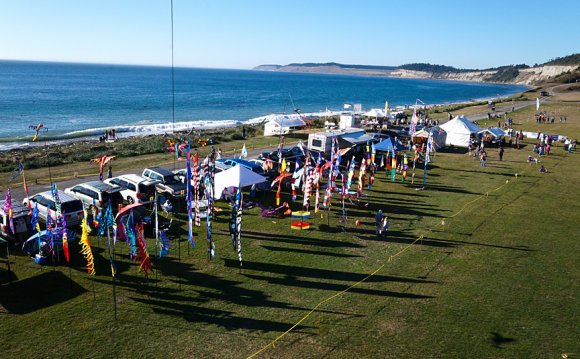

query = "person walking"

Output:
[[375, 210, 384, 235], [499, 147, 504, 161], [381, 216, 389, 237]]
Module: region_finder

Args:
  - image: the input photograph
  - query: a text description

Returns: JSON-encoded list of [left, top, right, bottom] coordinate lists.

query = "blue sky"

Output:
[[1, 0, 578, 69]]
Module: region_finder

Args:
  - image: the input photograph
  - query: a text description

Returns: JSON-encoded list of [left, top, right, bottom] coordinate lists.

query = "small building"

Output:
[[263, 114, 306, 136]]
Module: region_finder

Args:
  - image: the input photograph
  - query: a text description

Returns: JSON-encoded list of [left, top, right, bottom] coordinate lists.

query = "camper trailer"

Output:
[[307, 128, 377, 156]]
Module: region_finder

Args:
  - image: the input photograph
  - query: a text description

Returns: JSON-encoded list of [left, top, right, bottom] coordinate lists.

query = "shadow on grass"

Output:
[[0, 271, 86, 314], [443, 167, 518, 177], [418, 184, 480, 195], [243, 273, 435, 299], [130, 296, 313, 333], [224, 259, 438, 285], [438, 147, 469, 155], [243, 230, 365, 249], [261, 245, 363, 258], [490, 332, 516, 349], [427, 233, 536, 252], [356, 232, 457, 249]]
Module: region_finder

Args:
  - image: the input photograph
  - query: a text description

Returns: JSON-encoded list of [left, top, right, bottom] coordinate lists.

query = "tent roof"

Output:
[[341, 131, 376, 145], [482, 127, 506, 137], [214, 165, 267, 199], [412, 128, 430, 138], [363, 108, 387, 117], [440, 115, 483, 134], [413, 126, 446, 138], [264, 114, 306, 128], [374, 137, 405, 152]]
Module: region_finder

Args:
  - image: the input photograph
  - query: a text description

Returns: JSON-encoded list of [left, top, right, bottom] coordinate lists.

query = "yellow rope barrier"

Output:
[[247, 264, 386, 359], [247, 159, 540, 358]]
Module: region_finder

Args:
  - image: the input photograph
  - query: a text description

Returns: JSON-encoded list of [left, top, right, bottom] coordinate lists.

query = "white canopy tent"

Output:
[[412, 126, 447, 149], [481, 127, 506, 138], [363, 108, 390, 118], [214, 165, 267, 199], [263, 114, 306, 136], [440, 115, 483, 147]]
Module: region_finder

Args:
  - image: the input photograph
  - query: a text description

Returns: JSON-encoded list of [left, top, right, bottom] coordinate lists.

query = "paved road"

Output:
[[7, 144, 279, 203]]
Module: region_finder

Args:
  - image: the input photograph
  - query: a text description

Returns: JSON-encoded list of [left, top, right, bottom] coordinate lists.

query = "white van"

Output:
[[105, 174, 159, 204], [0, 200, 31, 242], [64, 181, 124, 211], [24, 190, 84, 226]]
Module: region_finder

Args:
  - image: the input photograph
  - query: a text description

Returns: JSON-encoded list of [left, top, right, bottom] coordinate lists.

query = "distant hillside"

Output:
[[543, 53, 580, 66], [286, 62, 396, 71], [254, 54, 580, 85], [398, 63, 471, 73]]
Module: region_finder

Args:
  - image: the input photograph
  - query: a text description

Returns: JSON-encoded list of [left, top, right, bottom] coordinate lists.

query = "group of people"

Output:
[[99, 128, 116, 142], [535, 111, 566, 124]]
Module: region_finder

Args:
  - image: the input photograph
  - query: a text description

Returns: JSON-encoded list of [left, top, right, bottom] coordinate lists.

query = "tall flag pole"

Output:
[[302, 167, 313, 210], [186, 142, 194, 248], [276, 158, 287, 206], [390, 149, 397, 182], [79, 209, 95, 275], [314, 153, 321, 214], [240, 143, 248, 159], [61, 211, 70, 264], [423, 131, 434, 189], [4, 189, 15, 236], [50, 183, 69, 264], [291, 159, 301, 202], [205, 148, 216, 260], [346, 155, 355, 189], [103, 202, 117, 277], [235, 187, 243, 267], [411, 149, 418, 184], [193, 152, 201, 227], [323, 135, 335, 209], [410, 105, 419, 136]]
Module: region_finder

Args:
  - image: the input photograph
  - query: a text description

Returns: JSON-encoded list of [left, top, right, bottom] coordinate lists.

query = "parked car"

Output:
[[259, 146, 305, 163], [217, 158, 265, 175], [173, 162, 229, 186], [23, 190, 84, 226], [64, 181, 124, 211], [105, 174, 159, 204], [142, 166, 187, 200], [0, 200, 32, 242]]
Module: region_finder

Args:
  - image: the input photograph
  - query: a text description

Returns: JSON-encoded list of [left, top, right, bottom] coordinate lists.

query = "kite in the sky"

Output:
[[29, 123, 48, 141], [90, 155, 115, 180]]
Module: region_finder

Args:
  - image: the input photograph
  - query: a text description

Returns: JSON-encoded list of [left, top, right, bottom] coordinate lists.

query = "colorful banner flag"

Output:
[[235, 187, 243, 267], [4, 189, 15, 235], [240, 143, 248, 159], [79, 210, 95, 275], [186, 143, 194, 248]]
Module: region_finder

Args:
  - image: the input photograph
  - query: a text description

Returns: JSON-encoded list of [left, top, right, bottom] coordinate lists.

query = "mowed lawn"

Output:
[[1, 108, 579, 358]]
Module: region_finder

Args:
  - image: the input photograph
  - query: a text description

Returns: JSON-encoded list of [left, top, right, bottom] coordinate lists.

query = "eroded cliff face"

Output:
[[385, 65, 579, 85], [255, 64, 579, 85]]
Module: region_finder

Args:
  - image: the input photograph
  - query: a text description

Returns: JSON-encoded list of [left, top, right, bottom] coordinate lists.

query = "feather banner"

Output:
[[186, 143, 194, 248], [79, 210, 95, 275], [235, 187, 243, 267], [4, 189, 15, 235]]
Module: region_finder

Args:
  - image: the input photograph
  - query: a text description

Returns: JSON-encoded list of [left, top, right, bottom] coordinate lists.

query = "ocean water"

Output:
[[0, 60, 527, 149]]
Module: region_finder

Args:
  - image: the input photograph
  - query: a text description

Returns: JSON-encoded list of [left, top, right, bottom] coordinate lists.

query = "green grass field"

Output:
[[1, 101, 579, 358]]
